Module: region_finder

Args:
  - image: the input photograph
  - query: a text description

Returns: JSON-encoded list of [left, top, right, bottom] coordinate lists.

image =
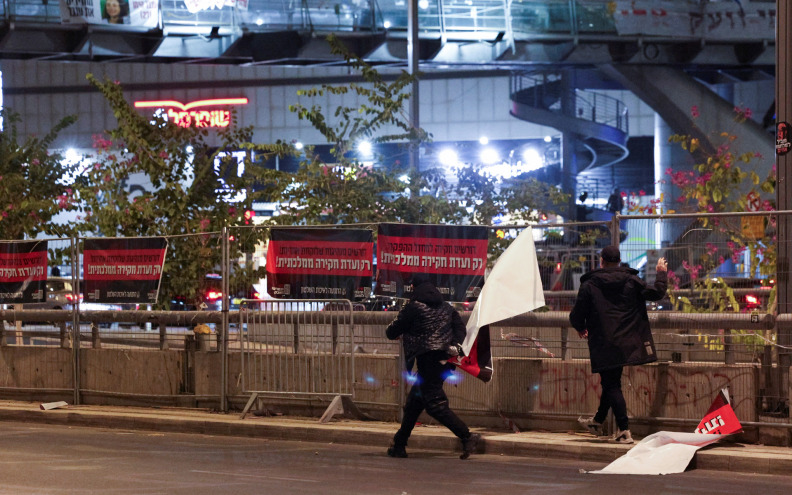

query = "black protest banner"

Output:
[[266, 228, 374, 300], [0, 241, 48, 304], [375, 223, 488, 301], [83, 237, 168, 303]]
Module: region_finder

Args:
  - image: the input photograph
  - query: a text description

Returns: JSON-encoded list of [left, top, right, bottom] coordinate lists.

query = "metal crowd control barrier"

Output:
[[237, 299, 369, 421]]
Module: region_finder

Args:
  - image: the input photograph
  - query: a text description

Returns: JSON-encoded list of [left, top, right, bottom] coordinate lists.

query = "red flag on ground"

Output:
[[694, 388, 743, 435]]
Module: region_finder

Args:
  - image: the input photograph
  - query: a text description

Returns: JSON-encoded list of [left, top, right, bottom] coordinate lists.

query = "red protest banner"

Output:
[[83, 237, 168, 304], [266, 228, 374, 300], [0, 241, 48, 304], [375, 223, 488, 301], [694, 389, 743, 435]]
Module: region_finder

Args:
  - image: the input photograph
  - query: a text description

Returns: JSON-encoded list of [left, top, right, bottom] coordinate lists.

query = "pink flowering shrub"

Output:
[[630, 106, 776, 317]]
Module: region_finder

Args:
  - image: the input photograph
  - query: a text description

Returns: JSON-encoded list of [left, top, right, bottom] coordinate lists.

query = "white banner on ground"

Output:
[[587, 432, 728, 475], [586, 389, 742, 475]]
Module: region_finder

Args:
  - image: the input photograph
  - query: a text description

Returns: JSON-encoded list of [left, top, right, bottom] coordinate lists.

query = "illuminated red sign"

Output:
[[134, 98, 248, 128]]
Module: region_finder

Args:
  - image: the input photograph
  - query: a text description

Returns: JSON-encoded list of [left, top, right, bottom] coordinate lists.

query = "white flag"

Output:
[[462, 227, 546, 355]]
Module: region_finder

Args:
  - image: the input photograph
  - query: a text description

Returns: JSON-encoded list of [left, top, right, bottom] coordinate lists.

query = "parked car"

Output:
[[24, 277, 81, 311]]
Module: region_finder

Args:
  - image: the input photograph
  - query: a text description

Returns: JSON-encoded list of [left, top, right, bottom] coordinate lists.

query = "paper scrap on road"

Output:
[[40, 401, 69, 410]]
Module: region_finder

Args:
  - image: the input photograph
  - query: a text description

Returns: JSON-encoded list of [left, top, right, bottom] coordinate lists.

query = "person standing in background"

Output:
[[606, 188, 624, 214]]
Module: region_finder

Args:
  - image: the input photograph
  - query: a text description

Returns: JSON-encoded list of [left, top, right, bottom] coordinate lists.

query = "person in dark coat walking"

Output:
[[385, 278, 481, 459], [569, 245, 667, 444]]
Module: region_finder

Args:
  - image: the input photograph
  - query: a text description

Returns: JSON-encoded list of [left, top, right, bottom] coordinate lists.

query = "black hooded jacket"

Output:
[[385, 281, 466, 362], [569, 267, 667, 373]]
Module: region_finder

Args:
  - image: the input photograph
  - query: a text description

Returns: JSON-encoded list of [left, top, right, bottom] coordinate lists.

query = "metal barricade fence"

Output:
[[71, 232, 225, 405], [237, 299, 356, 416], [1, 237, 76, 349], [0, 237, 77, 403]]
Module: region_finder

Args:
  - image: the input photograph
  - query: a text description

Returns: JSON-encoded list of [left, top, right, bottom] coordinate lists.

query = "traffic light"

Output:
[[244, 210, 255, 225]]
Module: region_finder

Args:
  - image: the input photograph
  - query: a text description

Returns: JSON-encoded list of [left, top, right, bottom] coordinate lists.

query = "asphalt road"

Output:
[[0, 422, 788, 495]]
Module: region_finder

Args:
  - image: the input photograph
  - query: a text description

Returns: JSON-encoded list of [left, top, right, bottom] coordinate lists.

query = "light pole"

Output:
[[408, 0, 420, 171], [775, 0, 791, 405]]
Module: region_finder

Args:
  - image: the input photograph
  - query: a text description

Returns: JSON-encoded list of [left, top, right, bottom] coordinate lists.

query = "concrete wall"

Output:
[[81, 349, 184, 395], [0, 346, 765, 427], [0, 347, 72, 389]]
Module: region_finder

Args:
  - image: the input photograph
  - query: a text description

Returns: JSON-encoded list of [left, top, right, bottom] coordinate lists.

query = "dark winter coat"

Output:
[[385, 281, 466, 363], [569, 267, 667, 373]]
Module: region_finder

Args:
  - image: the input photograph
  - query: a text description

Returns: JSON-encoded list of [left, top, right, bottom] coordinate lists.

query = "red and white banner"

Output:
[[266, 228, 374, 300], [450, 227, 545, 383], [694, 388, 743, 435], [375, 223, 488, 302], [0, 241, 48, 304], [83, 237, 167, 304]]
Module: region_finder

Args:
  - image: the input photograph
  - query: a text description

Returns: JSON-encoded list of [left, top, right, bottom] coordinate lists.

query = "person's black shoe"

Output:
[[387, 445, 408, 458], [460, 433, 481, 460]]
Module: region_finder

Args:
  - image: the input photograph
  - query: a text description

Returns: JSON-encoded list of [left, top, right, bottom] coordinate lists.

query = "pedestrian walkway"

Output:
[[0, 400, 789, 476]]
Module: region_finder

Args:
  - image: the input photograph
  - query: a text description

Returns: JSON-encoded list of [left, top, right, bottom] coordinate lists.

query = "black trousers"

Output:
[[594, 366, 629, 431], [393, 350, 470, 447]]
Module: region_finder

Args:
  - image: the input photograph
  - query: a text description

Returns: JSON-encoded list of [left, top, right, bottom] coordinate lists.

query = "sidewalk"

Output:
[[0, 400, 789, 476]]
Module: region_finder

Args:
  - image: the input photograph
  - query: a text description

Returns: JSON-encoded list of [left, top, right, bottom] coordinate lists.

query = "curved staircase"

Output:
[[509, 70, 630, 194]]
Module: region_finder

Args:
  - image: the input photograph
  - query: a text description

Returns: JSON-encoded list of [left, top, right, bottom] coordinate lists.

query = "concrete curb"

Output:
[[0, 401, 789, 476]]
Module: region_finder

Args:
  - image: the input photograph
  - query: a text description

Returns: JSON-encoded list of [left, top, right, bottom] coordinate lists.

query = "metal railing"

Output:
[[510, 71, 629, 135], [238, 299, 355, 398]]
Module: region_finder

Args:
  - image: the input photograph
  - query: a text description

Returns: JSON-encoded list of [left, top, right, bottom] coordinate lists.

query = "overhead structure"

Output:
[[0, 1, 775, 68]]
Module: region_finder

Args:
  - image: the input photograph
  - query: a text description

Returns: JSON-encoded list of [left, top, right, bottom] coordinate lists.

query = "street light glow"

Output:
[[358, 141, 372, 155], [438, 148, 459, 166], [480, 147, 499, 164], [522, 148, 543, 170]]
